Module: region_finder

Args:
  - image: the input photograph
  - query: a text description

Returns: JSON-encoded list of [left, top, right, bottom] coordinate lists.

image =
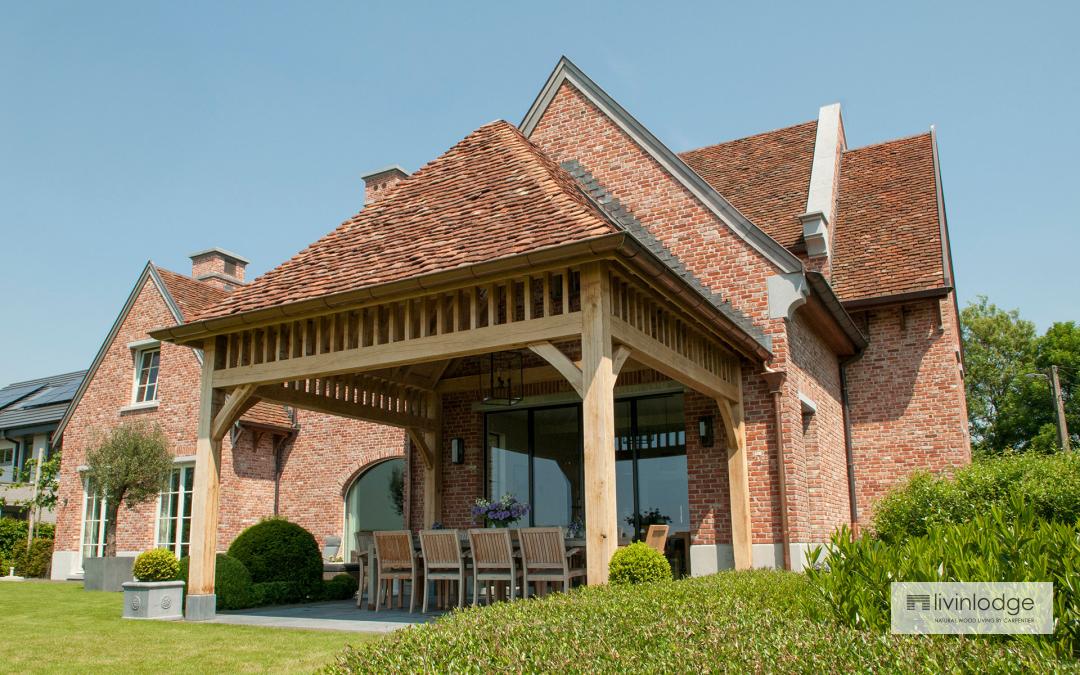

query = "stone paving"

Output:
[[210, 598, 441, 633]]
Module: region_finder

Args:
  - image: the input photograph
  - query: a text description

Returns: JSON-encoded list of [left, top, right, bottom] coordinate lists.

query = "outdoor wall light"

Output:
[[698, 416, 714, 447], [451, 437, 465, 464]]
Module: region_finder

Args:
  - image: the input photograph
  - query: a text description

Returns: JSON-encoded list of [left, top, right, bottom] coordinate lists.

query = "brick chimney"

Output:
[[189, 247, 249, 291], [361, 165, 409, 206]]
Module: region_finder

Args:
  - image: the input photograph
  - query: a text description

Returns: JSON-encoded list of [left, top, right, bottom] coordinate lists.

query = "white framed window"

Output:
[[155, 464, 195, 558], [79, 478, 108, 562], [132, 347, 160, 403], [0, 445, 14, 483]]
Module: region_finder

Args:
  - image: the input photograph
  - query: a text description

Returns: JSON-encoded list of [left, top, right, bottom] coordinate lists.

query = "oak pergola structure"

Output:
[[152, 232, 770, 619]]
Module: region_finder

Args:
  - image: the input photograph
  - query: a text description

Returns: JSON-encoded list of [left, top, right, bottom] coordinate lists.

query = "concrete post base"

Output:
[[185, 593, 217, 621]]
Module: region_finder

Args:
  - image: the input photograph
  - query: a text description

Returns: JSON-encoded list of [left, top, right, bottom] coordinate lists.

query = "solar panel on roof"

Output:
[[22, 380, 81, 408], [0, 383, 45, 410]]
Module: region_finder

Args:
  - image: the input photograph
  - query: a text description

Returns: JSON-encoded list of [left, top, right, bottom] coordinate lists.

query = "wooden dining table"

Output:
[[356, 531, 587, 610]]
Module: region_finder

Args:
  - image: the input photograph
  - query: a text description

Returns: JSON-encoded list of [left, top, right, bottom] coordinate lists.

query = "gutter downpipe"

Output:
[[761, 370, 790, 570], [839, 350, 866, 535]]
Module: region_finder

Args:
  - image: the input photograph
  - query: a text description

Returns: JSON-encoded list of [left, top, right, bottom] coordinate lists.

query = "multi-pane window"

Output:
[[0, 446, 14, 483], [156, 465, 194, 558], [133, 348, 160, 403], [80, 479, 108, 561]]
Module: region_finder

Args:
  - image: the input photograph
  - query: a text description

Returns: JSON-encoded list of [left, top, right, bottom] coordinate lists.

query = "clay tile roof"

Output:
[[679, 121, 818, 250], [154, 266, 231, 319], [193, 121, 618, 321], [239, 401, 295, 430], [831, 133, 946, 300]]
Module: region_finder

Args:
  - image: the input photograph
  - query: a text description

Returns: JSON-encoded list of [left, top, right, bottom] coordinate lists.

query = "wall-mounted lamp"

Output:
[[450, 437, 465, 464], [698, 416, 714, 448]]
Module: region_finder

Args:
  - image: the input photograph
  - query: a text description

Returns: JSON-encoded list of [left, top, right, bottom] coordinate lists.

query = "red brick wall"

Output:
[[844, 294, 970, 524], [54, 273, 405, 563]]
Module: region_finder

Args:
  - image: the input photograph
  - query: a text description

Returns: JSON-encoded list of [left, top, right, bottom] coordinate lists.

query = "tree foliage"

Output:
[[84, 421, 173, 557]]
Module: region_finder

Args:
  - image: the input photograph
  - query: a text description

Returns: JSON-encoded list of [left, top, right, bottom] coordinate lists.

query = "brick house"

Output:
[[53, 58, 968, 613], [50, 252, 404, 579]]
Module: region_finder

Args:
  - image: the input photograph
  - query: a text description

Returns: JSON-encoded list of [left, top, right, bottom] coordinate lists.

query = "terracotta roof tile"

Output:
[[154, 267, 231, 319], [193, 121, 618, 321], [239, 401, 295, 429], [831, 133, 946, 300], [679, 121, 817, 250]]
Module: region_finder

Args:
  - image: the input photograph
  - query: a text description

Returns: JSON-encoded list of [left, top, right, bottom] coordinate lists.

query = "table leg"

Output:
[[366, 546, 377, 611]]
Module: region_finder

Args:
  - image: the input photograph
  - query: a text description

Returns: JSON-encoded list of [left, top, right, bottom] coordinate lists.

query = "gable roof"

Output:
[[190, 120, 620, 321], [0, 370, 86, 433], [679, 121, 818, 252], [520, 57, 804, 275], [54, 263, 293, 442], [831, 133, 948, 301]]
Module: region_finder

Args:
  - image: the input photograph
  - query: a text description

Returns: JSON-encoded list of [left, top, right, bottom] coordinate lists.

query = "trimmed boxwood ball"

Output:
[[177, 553, 254, 610], [323, 573, 359, 601], [133, 548, 179, 581], [608, 542, 671, 585], [227, 518, 323, 597]]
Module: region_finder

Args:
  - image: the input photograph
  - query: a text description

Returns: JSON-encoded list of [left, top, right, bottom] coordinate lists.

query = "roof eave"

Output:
[[804, 272, 868, 353]]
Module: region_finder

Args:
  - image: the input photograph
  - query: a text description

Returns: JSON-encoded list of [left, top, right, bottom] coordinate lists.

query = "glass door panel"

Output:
[[486, 410, 529, 505], [532, 406, 581, 527]]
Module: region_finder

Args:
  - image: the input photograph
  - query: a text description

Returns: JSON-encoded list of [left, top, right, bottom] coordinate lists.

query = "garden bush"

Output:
[[133, 548, 179, 581], [322, 573, 358, 601], [608, 542, 671, 585], [176, 553, 254, 610], [252, 581, 303, 606], [227, 518, 322, 598], [0, 517, 28, 562], [11, 537, 52, 578], [872, 452, 1080, 542], [328, 570, 1062, 673], [805, 494, 1080, 657]]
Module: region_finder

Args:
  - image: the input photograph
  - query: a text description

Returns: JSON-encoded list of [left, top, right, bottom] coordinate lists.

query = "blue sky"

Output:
[[1, 1, 1077, 383]]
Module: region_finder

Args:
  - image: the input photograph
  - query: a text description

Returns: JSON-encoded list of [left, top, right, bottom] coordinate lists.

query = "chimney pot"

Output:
[[189, 247, 250, 291]]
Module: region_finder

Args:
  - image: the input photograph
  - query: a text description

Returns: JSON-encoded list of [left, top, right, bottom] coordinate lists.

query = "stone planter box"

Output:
[[121, 580, 185, 620], [83, 556, 135, 592]]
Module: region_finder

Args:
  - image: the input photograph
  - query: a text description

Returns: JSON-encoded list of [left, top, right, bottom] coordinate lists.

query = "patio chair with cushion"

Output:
[[644, 524, 669, 554], [418, 529, 470, 612], [467, 528, 521, 605], [372, 530, 423, 613], [518, 527, 586, 597]]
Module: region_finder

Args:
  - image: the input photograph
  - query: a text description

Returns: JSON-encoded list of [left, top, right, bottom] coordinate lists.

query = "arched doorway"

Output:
[[343, 458, 405, 560]]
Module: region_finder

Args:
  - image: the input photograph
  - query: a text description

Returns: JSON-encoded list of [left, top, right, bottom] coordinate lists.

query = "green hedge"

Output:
[[806, 495, 1079, 658], [177, 553, 254, 610], [327, 570, 1062, 672], [11, 537, 52, 578], [872, 452, 1080, 542], [227, 518, 322, 598], [608, 542, 671, 585]]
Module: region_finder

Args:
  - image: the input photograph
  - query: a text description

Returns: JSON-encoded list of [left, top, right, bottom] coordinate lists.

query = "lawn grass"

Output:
[[0, 581, 377, 674]]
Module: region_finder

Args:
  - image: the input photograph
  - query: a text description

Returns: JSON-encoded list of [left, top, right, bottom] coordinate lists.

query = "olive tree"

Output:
[[84, 420, 173, 557]]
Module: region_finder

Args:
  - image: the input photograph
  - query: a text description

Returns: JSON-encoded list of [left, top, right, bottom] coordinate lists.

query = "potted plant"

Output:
[[122, 548, 184, 620], [82, 420, 173, 592], [471, 494, 530, 527]]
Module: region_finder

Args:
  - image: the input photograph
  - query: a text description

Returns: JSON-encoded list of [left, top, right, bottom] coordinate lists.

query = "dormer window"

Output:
[[134, 348, 160, 403]]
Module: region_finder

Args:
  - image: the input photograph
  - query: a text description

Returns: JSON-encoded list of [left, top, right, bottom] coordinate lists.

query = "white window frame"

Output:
[[78, 476, 108, 570], [0, 442, 14, 484], [130, 344, 161, 405], [154, 462, 195, 558]]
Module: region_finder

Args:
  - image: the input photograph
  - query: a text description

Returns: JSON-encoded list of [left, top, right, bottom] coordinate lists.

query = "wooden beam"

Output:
[[407, 428, 434, 469], [612, 344, 632, 377], [213, 312, 582, 388], [611, 316, 739, 402], [580, 263, 617, 585], [420, 393, 442, 528], [186, 339, 224, 618], [528, 341, 584, 398], [437, 360, 649, 394], [210, 384, 257, 442], [717, 385, 752, 571], [255, 385, 437, 432]]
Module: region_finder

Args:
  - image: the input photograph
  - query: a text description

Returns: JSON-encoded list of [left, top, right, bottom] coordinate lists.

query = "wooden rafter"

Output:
[[528, 341, 584, 397], [255, 384, 436, 432]]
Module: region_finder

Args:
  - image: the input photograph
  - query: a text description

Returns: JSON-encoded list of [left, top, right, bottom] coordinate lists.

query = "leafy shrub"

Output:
[[608, 542, 671, 585], [11, 537, 52, 578], [227, 518, 322, 597], [873, 452, 1080, 542], [177, 553, 254, 610], [328, 570, 1061, 672], [133, 548, 179, 581], [0, 517, 28, 561], [322, 573, 358, 601], [805, 495, 1079, 657], [252, 581, 302, 606]]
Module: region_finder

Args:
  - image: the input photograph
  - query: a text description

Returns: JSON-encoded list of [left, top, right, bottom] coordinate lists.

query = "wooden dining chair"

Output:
[[353, 530, 373, 608], [467, 528, 521, 605], [419, 529, 470, 613], [644, 524, 669, 554], [518, 527, 585, 597], [372, 530, 422, 613]]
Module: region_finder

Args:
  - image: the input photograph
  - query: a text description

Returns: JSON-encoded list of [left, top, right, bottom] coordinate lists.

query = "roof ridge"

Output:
[[678, 119, 818, 156], [844, 130, 931, 154], [2, 370, 87, 390]]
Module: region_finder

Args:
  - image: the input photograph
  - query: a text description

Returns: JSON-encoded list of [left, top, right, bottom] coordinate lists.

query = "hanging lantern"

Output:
[[482, 351, 523, 406]]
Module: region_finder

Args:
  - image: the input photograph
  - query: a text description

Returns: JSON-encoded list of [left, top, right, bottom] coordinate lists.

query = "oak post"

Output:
[[186, 338, 224, 620]]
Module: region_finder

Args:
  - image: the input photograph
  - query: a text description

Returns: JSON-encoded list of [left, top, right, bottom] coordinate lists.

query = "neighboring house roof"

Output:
[[191, 120, 620, 321], [831, 133, 947, 301], [54, 263, 294, 442], [679, 121, 818, 252], [0, 370, 86, 434]]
